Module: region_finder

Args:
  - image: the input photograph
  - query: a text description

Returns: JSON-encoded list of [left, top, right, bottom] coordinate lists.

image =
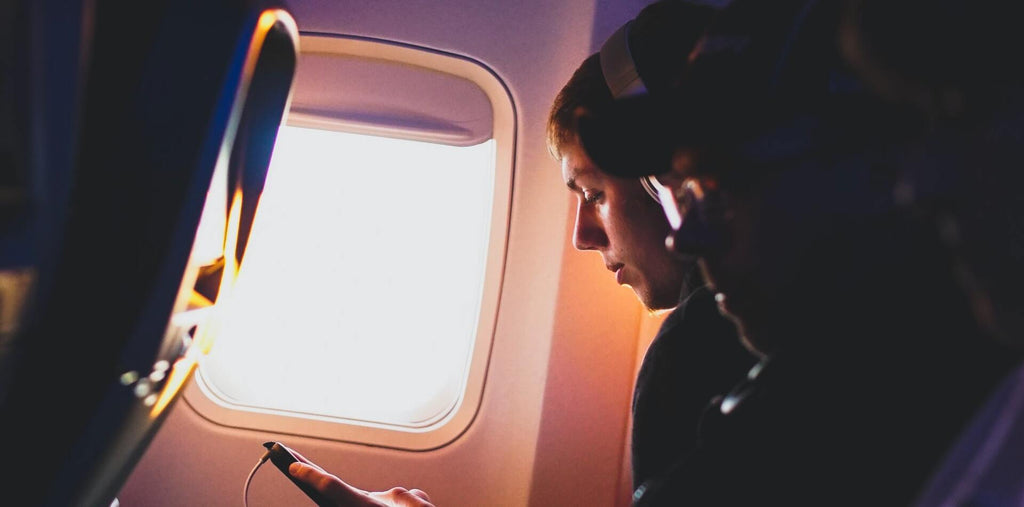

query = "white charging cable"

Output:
[[243, 449, 272, 507]]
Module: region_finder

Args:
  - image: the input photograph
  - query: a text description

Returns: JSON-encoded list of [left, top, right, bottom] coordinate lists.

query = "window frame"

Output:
[[181, 32, 516, 451]]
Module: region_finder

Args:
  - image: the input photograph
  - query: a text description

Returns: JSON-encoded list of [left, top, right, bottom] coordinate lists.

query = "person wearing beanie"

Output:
[[546, 0, 757, 492]]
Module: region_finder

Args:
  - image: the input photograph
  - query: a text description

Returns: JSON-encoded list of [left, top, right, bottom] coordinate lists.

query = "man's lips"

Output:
[[607, 263, 624, 283]]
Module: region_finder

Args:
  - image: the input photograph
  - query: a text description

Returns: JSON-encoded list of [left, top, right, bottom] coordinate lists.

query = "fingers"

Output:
[[286, 447, 327, 472], [288, 462, 375, 506], [368, 487, 435, 507], [287, 461, 434, 507]]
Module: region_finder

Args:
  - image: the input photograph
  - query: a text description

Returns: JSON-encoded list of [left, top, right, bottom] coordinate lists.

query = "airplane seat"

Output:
[[0, 1, 298, 505]]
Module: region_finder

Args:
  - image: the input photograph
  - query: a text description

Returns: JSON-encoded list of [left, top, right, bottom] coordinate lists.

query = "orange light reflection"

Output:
[[150, 188, 244, 416]]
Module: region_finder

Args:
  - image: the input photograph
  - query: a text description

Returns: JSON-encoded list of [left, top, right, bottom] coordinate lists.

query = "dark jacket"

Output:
[[634, 223, 1022, 506], [631, 285, 756, 491]]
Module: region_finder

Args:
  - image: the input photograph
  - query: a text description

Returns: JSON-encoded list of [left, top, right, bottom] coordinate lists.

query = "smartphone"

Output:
[[262, 441, 333, 506]]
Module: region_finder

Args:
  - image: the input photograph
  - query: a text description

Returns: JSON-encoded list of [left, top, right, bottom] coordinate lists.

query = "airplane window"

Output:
[[198, 126, 495, 426], [183, 34, 514, 450]]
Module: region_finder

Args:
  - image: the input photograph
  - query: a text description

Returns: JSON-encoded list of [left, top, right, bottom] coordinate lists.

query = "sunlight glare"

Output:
[[201, 126, 495, 427]]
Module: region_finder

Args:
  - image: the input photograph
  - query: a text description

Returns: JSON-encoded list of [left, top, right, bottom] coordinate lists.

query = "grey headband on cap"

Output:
[[600, 20, 660, 203], [600, 20, 649, 99]]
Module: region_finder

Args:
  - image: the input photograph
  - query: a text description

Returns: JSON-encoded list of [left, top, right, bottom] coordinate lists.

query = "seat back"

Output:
[[0, 2, 298, 505]]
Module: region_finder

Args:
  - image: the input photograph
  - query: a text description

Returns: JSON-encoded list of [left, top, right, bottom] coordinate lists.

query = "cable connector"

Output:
[[243, 449, 272, 507]]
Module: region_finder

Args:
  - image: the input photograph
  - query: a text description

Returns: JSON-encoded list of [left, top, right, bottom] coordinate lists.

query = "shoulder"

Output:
[[635, 286, 755, 399], [649, 286, 749, 364]]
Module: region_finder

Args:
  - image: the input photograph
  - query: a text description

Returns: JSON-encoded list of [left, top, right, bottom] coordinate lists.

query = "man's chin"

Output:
[[634, 287, 681, 313], [643, 305, 674, 316]]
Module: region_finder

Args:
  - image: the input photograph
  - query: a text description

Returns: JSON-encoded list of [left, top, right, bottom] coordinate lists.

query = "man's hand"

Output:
[[286, 451, 434, 507]]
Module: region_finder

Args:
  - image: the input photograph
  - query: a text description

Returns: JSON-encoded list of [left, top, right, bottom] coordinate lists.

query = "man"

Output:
[[546, 1, 755, 491], [548, 55, 754, 490], [577, 0, 1022, 505]]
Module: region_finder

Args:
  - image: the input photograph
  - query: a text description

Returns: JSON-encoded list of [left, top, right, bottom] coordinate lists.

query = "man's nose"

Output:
[[572, 204, 607, 251]]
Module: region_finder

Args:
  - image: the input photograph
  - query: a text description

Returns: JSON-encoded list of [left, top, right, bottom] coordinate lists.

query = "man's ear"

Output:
[[659, 148, 700, 191]]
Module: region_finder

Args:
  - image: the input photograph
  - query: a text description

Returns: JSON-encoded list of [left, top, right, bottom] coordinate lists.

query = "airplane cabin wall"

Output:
[[119, 1, 660, 505]]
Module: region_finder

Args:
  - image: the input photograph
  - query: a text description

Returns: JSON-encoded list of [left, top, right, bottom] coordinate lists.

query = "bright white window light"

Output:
[[198, 125, 496, 428]]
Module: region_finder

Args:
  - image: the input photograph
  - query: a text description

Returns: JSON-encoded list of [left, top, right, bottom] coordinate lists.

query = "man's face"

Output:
[[560, 139, 687, 311]]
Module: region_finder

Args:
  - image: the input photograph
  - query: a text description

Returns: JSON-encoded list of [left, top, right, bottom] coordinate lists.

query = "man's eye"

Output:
[[583, 191, 603, 204]]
